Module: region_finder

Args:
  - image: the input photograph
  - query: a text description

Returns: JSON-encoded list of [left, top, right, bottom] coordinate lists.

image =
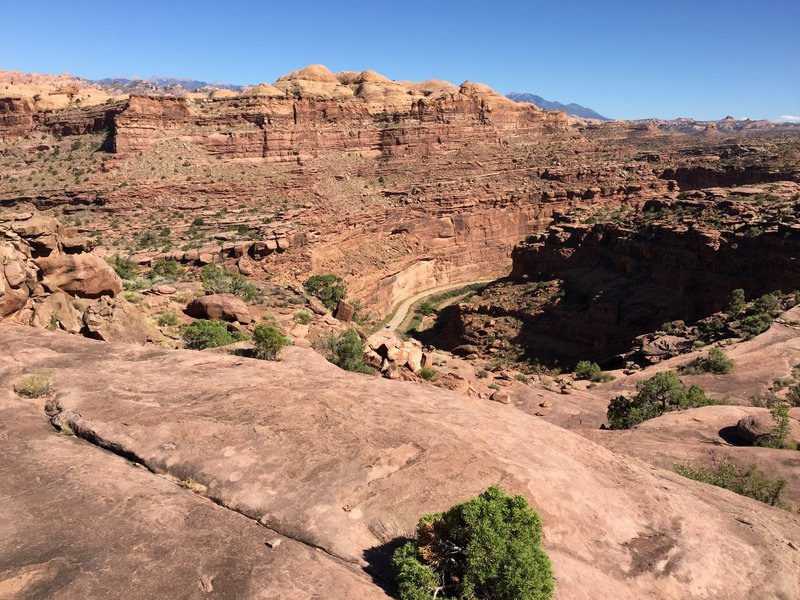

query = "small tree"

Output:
[[304, 274, 347, 311], [757, 402, 791, 449], [607, 371, 713, 429], [392, 486, 554, 600], [252, 324, 290, 360], [574, 360, 613, 382], [725, 288, 745, 316]]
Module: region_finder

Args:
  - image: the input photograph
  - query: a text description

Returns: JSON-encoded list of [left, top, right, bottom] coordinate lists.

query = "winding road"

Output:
[[384, 279, 494, 332]]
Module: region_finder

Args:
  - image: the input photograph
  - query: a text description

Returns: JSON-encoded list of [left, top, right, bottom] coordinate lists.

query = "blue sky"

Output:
[[2, 0, 798, 121]]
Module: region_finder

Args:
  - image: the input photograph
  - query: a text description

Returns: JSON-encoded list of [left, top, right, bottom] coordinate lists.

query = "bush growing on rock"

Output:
[[293, 309, 312, 324], [606, 371, 712, 429], [313, 329, 372, 374], [740, 313, 772, 338], [674, 461, 787, 508], [252, 324, 290, 360], [753, 292, 781, 316], [725, 288, 745, 316], [14, 373, 53, 398], [157, 309, 179, 327], [148, 258, 184, 282], [574, 360, 614, 382], [420, 367, 437, 381], [303, 274, 347, 311], [680, 347, 734, 375], [391, 486, 554, 600], [108, 255, 137, 280], [182, 319, 245, 350], [199, 265, 259, 302]]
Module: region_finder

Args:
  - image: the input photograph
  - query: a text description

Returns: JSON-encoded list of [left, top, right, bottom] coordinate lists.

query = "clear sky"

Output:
[[2, 0, 798, 121]]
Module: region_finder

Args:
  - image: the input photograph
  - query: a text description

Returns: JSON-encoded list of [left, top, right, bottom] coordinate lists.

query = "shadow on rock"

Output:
[[362, 537, 412, 597]]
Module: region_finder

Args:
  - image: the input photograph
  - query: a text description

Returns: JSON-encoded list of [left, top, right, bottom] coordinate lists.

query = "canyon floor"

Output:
[[2, 66, 800, 598]]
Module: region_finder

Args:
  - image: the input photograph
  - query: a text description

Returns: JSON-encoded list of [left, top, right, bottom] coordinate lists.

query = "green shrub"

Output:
[[419, 367, 437, 381], [725, 288, 745, 316], [108, 255, 137, 280], [753, 292, 780, 315], [740, 313, 772, 338], [182, 319, 243, 350], [606, 371, 713, 429], [15, 372, 53, 398], [674, 461, 787, 508], [157, 310, 179, 327], [293, 309, 312, 324], [252, 324, 290, 360], [697, 316, 726, 342], [515, 373, 530, 384], [304, 274, 347, 311], [476, 370, 489, 379], [391, 486, 554, 600], [680, 347, 734, 375], [148, 258, 184, 282], [574, 360, 613, 383], [313, 329, 372, 374], [199, 265, 260, 302]]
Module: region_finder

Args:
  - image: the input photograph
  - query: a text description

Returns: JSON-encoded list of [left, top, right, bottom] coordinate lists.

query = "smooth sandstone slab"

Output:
[[1, 325, 799, 600]]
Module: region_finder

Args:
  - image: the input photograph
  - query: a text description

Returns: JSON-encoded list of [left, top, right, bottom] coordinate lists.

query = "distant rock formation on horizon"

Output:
[[507, 91, 610, 120]]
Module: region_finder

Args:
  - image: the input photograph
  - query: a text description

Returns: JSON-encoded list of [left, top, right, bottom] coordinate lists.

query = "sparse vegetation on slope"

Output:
[[392, 486, 554, 600], [674, 461, 788, 508]]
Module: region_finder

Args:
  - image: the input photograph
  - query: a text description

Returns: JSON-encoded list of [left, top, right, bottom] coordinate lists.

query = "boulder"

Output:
[[185, 294, 251, 324], [736, 411, 800, 445], [36, 253, 123, 298], [83, 297, 166, 345], [490, 390, 512, 404], [33, 291, 82, 334]]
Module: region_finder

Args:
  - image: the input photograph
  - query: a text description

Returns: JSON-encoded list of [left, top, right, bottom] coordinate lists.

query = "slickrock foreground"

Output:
[[1, 325, 798, 599]]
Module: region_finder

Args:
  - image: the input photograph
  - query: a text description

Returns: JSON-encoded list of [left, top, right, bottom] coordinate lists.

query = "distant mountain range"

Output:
[[507, 92, 610, 121], [92, 77, 241, 93]]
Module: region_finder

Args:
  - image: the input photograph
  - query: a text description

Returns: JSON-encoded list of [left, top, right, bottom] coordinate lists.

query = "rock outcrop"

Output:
[[0, 211, 122, 322]]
